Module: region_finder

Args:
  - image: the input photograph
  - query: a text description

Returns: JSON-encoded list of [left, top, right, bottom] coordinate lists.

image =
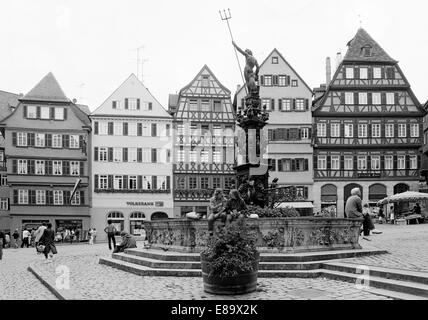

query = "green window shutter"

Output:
[[278, 159, 283, 172], [137, 99, 140, 110], [152, 176, 157, 190], [23, 105, 27, 118], [123, 148, 128, 162], [63, 108, 67, 120], [13, 189, 18, 204], [137, 123, 142, 136], [108, 148, 113, 162], [79, 161, 84, 176], [313, 156, 317, 170], [151, 148, 157, 163], [46, 134, 52, 147], [123, 122, 128, 136], [149, 102, 153, 110], [12, 132, 17, 146], [36, 106, 41, 118], [304, 159, 309, 171], [63, 135, 69, 148], [47, 161, 53, 175], [137, 176, 143, 189], [12, 160, 17, 173], [50, 107, 55, 119], [108, 122, 113, 135], [94, 122, 99, 135], [151, 123, 157, 137], [125, 98, 129, 109], [80, 191, 85, 205], [137, 148, 142, 162], [271, 99, 275, 111], [63, 161, 70, 176], [94, 174, 99, 189], [123, 175, 128, 190], [278, 99, 282, 111], [108, 175, 113, 189], [260, 76, 264, 86], [166, 176, 171, 190], [112, 101, 117, 109], [28, 160, 35, 175], [305, 99, 309, 110]]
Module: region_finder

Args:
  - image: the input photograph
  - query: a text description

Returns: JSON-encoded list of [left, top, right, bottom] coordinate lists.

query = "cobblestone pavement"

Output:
[[342, 223, 428, 271]]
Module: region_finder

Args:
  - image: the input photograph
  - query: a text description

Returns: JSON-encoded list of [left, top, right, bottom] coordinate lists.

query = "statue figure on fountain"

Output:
[[232, 41, 260, 94]]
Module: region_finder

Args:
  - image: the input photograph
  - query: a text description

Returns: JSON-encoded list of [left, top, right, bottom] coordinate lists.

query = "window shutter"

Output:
[[151, 148, 157, 163], [278, 99, 282, 111], [305, 99, 309, 110], [380, 155, 385, 170], [291, 159, 296, 172], [79, 135, 84, 150], [166, 124, 171, 137], [47, 161, 53, 175], [123, 122, 128, 136], [80, 191, 85, 205], [272, 159, 276, 171], [308, 128, 312, 139], [125, 98, 129, 109], [137, 148, 142, 162], [405, 155, 410, 171], [23, 105, 27, 118], [166, 176, 171, 190], [151, 123, 157, 137], [50, 107, 55, 119], [28, 160, 35, 175], [381, 93, 386, 105], [353, 156, 358, 172], [12, 160, 17, 173], [63, 135, 69, 148], [79, 162, 84, 176], [12, 132, 17, 146], [149, 102, 153, 110], [368, 92, 372, 105], [137, 175, 143, 189], [313, 156, 318, 170], [94, 122, 99, 135], [152, 176, 157, 190], [354, 67, 360, 79], [304, 159, 309, 171], [278, 159, 283, 172], [137, 99, 140, 110], [13, 189, 18, 204], [63, 161, 70, 176], [354, 92, 358, 105], [137, 123, 142, 136], [123, 175, 128, 190], [367, 155, 371, 170], [381, 67, 385, 79], [273, 75, 278, 86], [292, 99, 296, 110], [46, 134, 52, 147], [47, 191, 53, 205], [340, 93, 345, 105], [108, 148, 113, 162], [108, 122, 113, 135], [395, 93, 399, 105], [327, 156, 331, 170], [63, 108, 67, 120], [94, 174, 99, 189], [271, 99, 275, 111], [393, 155, 397, 170], [285, 129, 290, 141], [28, 133, 35, 147], [123, 148, 128, 162], [108, 175, 113, 189], [260, 76, 264, 86], [112, 101, 117, 109], [36, 106, 41, 118], [286, 76, 291, 86], [64, 191, 70, 205], [368, 67, 373, 79]]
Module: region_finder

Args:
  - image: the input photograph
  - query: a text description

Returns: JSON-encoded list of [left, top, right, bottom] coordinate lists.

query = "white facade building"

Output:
[[90, 74, 173, 240]]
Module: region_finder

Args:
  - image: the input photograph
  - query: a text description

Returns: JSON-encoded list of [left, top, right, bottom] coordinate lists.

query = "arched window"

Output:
[[369, 184, 387, 202], [107, 211, 124, 235], [151, 212, 169, 221], [321, 184, 338, 217], [107, 211, 124, 220], [394, 183, 409, 194], [130, 212, 146, 236]]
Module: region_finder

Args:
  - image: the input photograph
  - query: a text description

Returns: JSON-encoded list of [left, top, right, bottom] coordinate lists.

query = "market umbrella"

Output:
[[377, 191, 428, 206]]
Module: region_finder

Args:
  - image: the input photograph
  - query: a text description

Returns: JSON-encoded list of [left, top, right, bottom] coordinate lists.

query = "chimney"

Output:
[[326, 57, 331, 84], [336, 52, 342, 70]]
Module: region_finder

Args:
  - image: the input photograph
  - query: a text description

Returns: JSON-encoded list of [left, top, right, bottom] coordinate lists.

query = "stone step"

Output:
[[112, 252, 326, 270], [323, 262, 428, 286], [124, 247, 387, 263], [321, 269, 428, 298]]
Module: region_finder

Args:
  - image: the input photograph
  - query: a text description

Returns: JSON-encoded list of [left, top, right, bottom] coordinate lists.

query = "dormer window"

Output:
[[272, 57, 278, 64], [201, 75, 210, 87], [362, 45, 372, 57]]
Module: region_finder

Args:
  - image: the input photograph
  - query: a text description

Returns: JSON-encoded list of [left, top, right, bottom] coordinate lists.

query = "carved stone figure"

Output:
[[232, 41, 260, 93]]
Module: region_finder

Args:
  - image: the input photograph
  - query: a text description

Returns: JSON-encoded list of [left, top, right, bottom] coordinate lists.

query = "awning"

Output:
[[278, 202, 314, 209]]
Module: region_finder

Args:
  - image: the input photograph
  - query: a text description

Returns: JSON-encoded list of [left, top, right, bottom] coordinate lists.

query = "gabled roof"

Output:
[[343, 28, 396, 63], [21, 72, 70, 102], [0, 90, 19, 121], [179, 65, 231, 97], [76, 104, 90, 115]]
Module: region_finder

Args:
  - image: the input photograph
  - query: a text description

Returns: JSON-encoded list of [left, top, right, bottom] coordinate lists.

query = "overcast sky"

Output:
[[1, 0, 427, 111]]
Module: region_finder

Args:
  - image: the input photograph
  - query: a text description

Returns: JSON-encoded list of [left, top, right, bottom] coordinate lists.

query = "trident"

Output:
[[219, 9, 247, 95]]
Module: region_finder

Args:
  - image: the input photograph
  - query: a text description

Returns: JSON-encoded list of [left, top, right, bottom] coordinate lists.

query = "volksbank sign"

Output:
[[126, 201, 164, 207]]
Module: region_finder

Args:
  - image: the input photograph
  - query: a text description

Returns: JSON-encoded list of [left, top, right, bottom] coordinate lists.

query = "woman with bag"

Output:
[[38, 223, 57, 263]]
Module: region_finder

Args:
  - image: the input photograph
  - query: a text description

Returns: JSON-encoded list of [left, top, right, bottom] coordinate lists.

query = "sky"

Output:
[[0, 0, 427, 111]]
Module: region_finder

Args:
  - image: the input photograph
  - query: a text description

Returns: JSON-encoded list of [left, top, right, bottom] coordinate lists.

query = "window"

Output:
[[331, 123, 340, 137], [189, 177, 197, 189], [69, 135, 79, 148], [372, 93, 381, 105], [129, 176, 137, 190], [371, 156, 381, 170], [213, 177, 221, 189], [331, 156, 340, 170], [213, 150, 222, 163], [272, 57, 278, 64], [344, 124, 354, 138], [128, 148, 137, 162], [176, 149, 185, 162], [359, 93, 367, 105], [113, 100, 122, 110], [27, 106, 37, 119], [35, 160, 45, 175], [318, 156, 327, 170], [0, 198, 8, 210], [363, 47, 372, 57], [301, 128, 309, 139], [344, 156, 353, 170], [142, 102, 150, 111], [373, 67, 382, 79], [358, 124, 367, 138], [19, 190, 28, 204], [114, 122, 123, 135], [99, 175, 108, 189], [99, 122, 108, 135], [157, 176, 167, 190], [128, 98, 137, 110], [201, 100, 210, 112], [385, 156, 393, 170], [99, 148, 108, 162], [17, 132, 27, 146], [54, 190, 63, 205], [52, 134, 62, 148], [360, 68, 368, 79], [213, 101, 222, 112], [142, 176, 152, 190], [127, 122, 136, 136], [40, 107, 50, 119], [397, 156, 406, 169], [372, 124, 381, 138], [346, 68, 354, 79], [410, 124, 419, 137], [71, 192, 80, 205], [18, 159, 27, 174], [278, 76, 287, 86], [189, 100, 198, 111], [282, 99, 292, 111], [317, 123, 326, 137], [386, 93, 395, 105], [113, 148, 122, 162], [345, 92, 354, 105], [53, 161, 62, 175], [55, 108, 64, 120], [35, 133, 45, 147], [36, 190, 46, 205], [264, 75, 272, 86], [70, 161, 80, 176], [142, 123, 151, 136], [386, 124, 394, 138], [200, 177, 209, 190], [201, 75, 210, 87], [295, 99, 305, 111], [201, 150, 209, 163], [114, 175, 123, 190], [357, 156, 367, 170], [0, 175, 7, 186], [262, 99, 271, 110], [189, 150, 197, 162], [398, 124, 406, 137], [291, 80, 298, 87], [410, 155, 418, 169]]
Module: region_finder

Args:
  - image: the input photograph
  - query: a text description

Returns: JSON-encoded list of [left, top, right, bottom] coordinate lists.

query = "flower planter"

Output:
[[200, 252, 260, 295]]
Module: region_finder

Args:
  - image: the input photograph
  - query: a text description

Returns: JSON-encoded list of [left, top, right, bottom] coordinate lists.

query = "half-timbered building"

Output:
[[313, 28, 425, 217], [168, 65, 235, 217]]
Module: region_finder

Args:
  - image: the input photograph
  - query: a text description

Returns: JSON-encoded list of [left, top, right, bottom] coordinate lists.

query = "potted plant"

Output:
[[200, 217, 260, 295]]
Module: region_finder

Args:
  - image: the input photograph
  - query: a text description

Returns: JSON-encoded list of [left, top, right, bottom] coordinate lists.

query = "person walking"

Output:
[[88, 228, 94, 245], [34, 223, 47, 249], [38, 223, 57, 263], [5, 233, 10, 248], [21, 229, 30, 248], [12, 229, 20, 248], [92, 228, 97, 244], [104, 220, 117, 250]]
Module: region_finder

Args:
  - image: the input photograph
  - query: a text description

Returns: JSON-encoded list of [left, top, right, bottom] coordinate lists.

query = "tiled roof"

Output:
[[76, 104, 90, 115], [0, 90, 19, 121], [343, 28, 396, 63], [168, 94, 179, 113], [21, 72, 70, 102]]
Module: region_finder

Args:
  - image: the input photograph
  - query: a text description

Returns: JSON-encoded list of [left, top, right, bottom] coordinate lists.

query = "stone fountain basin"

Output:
[[144, 217, 363, 253]]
